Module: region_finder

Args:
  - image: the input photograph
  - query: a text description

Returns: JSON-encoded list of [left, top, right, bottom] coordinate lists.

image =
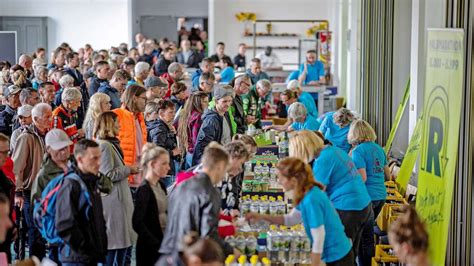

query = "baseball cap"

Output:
[[144, 76, 168, 89], [45, 129, 73, 151], [17, 105, 33, 117], [4, 85, 22, 98], [214, 85, 234, 100]]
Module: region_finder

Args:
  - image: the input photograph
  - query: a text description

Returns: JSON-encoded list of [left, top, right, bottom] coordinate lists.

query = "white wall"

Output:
[[209, 0, 337, 72], [0, 0, 130, 53]]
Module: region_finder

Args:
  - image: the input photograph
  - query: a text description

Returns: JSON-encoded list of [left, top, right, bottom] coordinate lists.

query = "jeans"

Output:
[[23, 190, 46, 259], [106, 248, 128, 266], [337, 204, 373, 265], [185, 153, 193, 170], [358, 200, 385, 266]]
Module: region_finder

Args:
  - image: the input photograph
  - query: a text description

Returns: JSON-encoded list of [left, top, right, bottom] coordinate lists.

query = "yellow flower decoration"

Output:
[[235, 12, 257, 22]]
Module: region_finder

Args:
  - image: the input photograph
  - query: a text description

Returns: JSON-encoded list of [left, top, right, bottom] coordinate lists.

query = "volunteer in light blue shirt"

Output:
[[246, 158, 354, 265], [288, 102, 320, 131], [348, 119, 390, 266], [217, 57, 235, 84], [288, 130, 372, 264], [298, 50, 326, 85], [319, 108, 354, 153]]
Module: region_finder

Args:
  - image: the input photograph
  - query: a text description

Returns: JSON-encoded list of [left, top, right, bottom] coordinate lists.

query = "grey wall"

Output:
[[131, 0, 208, 45]]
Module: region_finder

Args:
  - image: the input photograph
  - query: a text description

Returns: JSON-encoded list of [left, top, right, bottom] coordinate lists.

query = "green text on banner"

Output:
[[396, 112, 423, 195], [384, 78, 410, 154], [416, 29, 464, 266]]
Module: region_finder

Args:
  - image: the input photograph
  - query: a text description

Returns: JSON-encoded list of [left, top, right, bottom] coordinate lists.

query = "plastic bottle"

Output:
[[262, 257, 271, 266], [266, 225, 280, 262], [254, 161, 262, 181], [278, 132, 288, 158], [269, 197, 278, 216], [250, 255, 259, 266], [259, 196, 269, 215], [289, 226, 300, 264], [240, 196, 250, 216], [235, 235, 247, 254], [238, 255, 247, 266], [225, 255, 236, 266], [226, 235, 236, 249], [257, 232, 267, 253], [300, 227, 311, 264], [261, 162, 270, 182], [269, 162, 278, 187], [246, 235, 257, 256], [279, 226, 291, 263], [277, 196, 286, 215]]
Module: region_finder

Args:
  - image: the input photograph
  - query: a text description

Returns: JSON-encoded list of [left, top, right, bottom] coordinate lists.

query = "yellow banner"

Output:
[[396, 112, 423, 195], [384, 78, 410, 154], [416, 29, 464, 266]]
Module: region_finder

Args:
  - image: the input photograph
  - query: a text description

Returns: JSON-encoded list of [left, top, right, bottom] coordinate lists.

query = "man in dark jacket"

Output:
[[176, 40, 201, 68], [231, 75, 252, 134], [192, 85, 234, 166], [0, 85, 21, 137], [160, 142, 234, 256], [98, 70, 130, 109], [153, 47, 176, 76], [55, 139, 107, 265], [64, 52, 89, 128], [88, 61, 110, 97]]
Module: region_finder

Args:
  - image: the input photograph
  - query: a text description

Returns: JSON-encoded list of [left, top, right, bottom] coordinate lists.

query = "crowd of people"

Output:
[[0, 32, 429, 266]]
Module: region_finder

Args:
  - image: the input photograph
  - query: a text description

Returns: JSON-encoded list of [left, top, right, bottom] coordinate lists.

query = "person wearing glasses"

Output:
[[242, 79, 272, 129], [230, 75, 251, 134], [98, 70, 131, 109]]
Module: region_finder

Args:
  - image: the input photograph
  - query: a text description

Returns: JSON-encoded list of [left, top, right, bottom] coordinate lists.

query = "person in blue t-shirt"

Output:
[[287, 80, 319, 118], [319, 108, 355, 153], [298, 50, 326, 85], [216, 57, 235, 84], [246, 158, 354, 266], [289, 130, 373, 264], [348, 119, 390, 266], [288, 102, 320, 131]]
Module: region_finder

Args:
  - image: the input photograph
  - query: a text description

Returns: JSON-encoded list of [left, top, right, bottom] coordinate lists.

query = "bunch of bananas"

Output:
[[235, 12, 257, 22]]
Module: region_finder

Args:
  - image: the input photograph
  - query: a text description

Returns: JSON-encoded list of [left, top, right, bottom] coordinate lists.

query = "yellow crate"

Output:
[[374, 245, 399, 263], [376, 202, 408, 231], [384, 181, 398, 190], [386, 189, 404, 201]]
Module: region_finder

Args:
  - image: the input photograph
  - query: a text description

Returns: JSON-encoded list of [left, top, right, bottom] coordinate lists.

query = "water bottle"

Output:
[[261, 162, 270, 182], [244, 160, 253, 176], [300, 228, 312, 264], [266, 225, 280, 262], [269, 162, 278, 187], [277, 196, 286, 215], [269, 197, 278, 216], [257, 232, 267, 253], [226, 235, 236, 249], [254, 161, 262, 181], [259, 196, 269, 215], [246, 235, 257, 256], [240, 196, 250, 216], [235, 235, 247, 254], [289, 226, 300, 264], [279, 226, 291, 263], [278, 132, 289, 158]]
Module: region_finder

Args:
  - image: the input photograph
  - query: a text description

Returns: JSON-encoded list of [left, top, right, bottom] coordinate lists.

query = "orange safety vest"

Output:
[[113, 107, 147, 183]]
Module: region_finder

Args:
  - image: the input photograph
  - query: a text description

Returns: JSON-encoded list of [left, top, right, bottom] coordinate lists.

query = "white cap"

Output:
[[45, 129, 73, 151], [17, 105, 33, 117]]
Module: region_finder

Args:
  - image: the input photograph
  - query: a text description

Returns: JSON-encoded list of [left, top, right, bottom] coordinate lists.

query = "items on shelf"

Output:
[[240, 196, 288, 216], [246, 46, 299, 50], [243, 32, 299, 37]]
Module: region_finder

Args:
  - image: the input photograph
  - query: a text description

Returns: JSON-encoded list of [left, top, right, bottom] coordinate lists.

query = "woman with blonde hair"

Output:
[[94, 111, 139, 266], [289, 130, 372, 265], [319, 107, 355, 153], [132, 143, 170, 266], [247, 158, 354, 266], [388, 205, 429, 266], [84, 92, 111, 139], [348, 119, 390, 265]]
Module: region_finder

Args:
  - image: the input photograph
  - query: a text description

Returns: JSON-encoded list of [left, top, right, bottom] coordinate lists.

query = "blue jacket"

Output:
[[98, 83, 121, 109], [191, 69, 203, 89]]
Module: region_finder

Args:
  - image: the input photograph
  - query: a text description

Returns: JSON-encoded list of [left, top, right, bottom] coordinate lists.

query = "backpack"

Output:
[[33, 171, 92, 245]]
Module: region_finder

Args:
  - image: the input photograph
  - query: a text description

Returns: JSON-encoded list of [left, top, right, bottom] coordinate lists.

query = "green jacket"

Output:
[[242, 85, 264, 128], [31, 154, 64, 202]]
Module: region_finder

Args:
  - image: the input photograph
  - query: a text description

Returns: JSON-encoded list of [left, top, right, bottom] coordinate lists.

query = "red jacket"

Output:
[[160, 73, 175, 99]]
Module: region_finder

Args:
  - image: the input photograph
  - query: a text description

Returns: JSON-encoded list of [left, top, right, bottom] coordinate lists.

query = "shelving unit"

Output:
[[244, 33, 299, 37], [247, 46, 298, 50]]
